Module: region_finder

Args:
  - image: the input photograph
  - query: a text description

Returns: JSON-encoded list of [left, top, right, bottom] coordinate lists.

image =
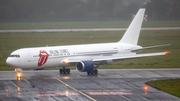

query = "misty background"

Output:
[[0, 0, 180, 22]]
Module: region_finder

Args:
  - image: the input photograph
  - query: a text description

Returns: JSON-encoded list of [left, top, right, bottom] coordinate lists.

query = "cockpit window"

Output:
[[9, 55, 20, 58]]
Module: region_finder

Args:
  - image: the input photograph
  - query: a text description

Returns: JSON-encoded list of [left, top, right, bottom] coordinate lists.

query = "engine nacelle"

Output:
[[76, 61, 94, 72]]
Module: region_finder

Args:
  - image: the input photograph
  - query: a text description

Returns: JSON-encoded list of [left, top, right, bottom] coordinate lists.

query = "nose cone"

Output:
[[6, 57, 12, 67], [6, 57, 17, 67]]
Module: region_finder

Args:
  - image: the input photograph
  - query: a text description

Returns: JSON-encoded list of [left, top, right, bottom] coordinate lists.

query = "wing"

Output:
[[92, 52, 169, 64], [63, 51, 169, 65]]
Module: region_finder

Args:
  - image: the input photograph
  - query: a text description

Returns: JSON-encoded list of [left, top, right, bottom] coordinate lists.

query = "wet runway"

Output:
[[0, 69, 180, 101], [0, 27, 180, 33]]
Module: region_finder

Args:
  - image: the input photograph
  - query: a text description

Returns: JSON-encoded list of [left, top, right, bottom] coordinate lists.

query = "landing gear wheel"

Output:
[[94, 69, 98, 74], [59, 68, 70, 74], [87, 71, 91, 75], [67, 68, 70, 74], [87, 69, 98, 75], [59, 69, 63, 73]]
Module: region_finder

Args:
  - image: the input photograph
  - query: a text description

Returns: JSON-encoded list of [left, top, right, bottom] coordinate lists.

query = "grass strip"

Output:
[[146, 79, 180, 98]]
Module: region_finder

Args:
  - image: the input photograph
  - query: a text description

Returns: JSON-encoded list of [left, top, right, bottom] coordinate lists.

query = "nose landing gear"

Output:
[[17, 71, 22, 80], [15, 68, 22, 80]]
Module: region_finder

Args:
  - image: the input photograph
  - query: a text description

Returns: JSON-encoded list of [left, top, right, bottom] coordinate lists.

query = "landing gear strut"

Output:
[[59, 67, 70, 74], [87, 69, 98, 75]]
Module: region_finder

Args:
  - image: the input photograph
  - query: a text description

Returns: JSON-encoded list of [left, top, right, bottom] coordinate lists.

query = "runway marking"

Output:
[[86, 92, 132, 95], [141, 96, 150, 101], [1, 27, 180, 33], [10, 81, 17, 87], [25, 90, 133, 94], [120, 94, 133, 101], [54, 77, 96, 101], [24, 90, 77, 94], [37, 92, 79, 97], [80, 90, 132, 92]]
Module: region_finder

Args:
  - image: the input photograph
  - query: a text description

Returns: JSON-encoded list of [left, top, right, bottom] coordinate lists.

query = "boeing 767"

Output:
[[6, 8, 170, 78]]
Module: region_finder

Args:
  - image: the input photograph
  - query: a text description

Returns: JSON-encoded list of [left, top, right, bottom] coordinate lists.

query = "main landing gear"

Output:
[[87, 69, 98, 75], [59, 67, 70, 74]]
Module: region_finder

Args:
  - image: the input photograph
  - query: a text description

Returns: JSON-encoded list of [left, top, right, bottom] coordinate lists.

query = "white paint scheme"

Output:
[[6, 9, 169, 71], [119, 8, 144, 45]]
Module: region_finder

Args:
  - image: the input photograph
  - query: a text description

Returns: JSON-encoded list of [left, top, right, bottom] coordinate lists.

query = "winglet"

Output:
[[119, 8, 145, 45]]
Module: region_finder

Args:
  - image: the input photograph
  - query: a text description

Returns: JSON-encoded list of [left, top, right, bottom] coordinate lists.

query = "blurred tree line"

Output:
[[146, 0, 180, 20], [0, 0, 180, 22]]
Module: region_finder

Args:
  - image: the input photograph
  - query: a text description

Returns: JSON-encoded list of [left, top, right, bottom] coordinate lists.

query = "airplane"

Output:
[[6, 8, 170, 79]]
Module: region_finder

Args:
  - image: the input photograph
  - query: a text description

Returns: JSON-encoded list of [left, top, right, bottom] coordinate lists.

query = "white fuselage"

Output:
[[6, 43, 141, 69]]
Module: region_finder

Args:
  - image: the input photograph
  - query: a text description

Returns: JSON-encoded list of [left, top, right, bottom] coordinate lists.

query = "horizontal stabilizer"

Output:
[[131, 44, 171, 52]]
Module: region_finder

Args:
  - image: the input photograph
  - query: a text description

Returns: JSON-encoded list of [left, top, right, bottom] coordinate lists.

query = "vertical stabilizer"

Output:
[[119, 8, 145, 45]]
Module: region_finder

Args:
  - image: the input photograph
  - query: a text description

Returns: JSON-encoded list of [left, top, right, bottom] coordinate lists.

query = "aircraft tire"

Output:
[[63, 69, 66, 74], [67, 68, 70, 74], [87, 71, 91, 75], [94, 69, 98, 74], [87, 69, 98, 75], [60, 68, 70, 74], [59, 69, 63, 74]]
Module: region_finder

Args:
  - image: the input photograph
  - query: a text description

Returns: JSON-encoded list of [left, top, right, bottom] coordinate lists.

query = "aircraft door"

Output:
[[27, 53, 32, 62]]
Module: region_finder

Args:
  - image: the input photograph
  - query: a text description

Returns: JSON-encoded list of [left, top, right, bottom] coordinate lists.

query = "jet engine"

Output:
[[76, 61, 94, 72]]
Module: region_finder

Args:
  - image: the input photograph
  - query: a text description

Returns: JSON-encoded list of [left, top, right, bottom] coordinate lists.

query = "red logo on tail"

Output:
[[38, 50, 49, 66]]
